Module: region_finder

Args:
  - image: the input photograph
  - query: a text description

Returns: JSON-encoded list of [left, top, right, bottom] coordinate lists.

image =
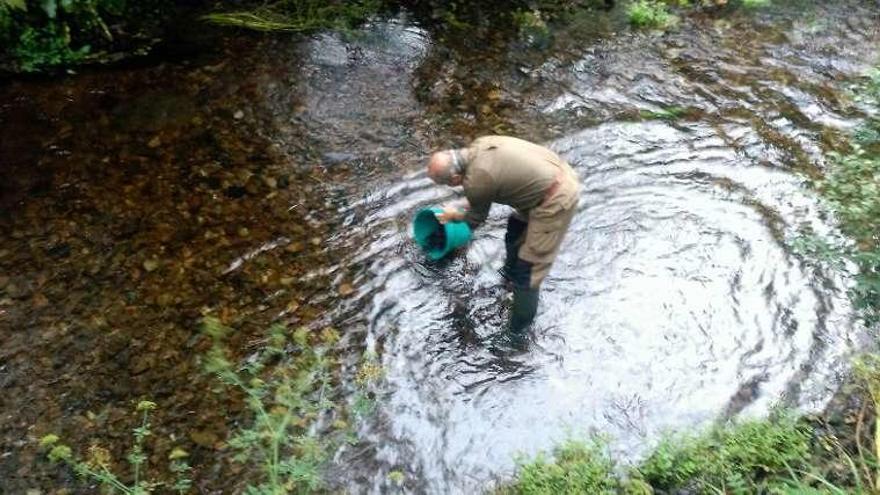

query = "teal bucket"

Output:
[[412, 207, 472, 260]]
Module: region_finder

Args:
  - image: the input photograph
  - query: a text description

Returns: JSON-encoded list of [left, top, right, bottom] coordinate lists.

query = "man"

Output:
[[426, 135, 580, 346]]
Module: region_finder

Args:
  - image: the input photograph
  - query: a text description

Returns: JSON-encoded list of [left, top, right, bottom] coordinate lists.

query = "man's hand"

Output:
[[435, 205, 466, 224]]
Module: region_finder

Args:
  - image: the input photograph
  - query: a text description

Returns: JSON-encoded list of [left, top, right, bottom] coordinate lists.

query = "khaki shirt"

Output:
[[462, 136, 571, 228]]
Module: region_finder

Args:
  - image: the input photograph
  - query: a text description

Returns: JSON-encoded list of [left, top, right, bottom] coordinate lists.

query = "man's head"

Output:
[[427, 149, 465, 186]]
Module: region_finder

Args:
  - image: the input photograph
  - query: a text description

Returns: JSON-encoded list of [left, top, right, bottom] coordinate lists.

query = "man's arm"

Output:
[[435, 186, 491, 228], [462, 169, 493, 229]]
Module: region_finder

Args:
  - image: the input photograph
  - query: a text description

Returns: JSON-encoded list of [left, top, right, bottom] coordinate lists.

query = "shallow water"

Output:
[[1, 1, 879, 493]]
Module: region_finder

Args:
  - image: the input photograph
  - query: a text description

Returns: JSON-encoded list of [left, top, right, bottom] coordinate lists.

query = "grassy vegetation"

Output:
[[638, 413, 812, 493], [627, 0, 673, 28], [38, 318, 367, 494], [626, 0, 775, 30], [639, 105, 689, 121], [500, 440, 622, 494], [794, 69, 880, 324], [202, 0, 383, 32], [506, 387, 879, 494], [200, 317, 350, 493], [39, 401, 192, 494]]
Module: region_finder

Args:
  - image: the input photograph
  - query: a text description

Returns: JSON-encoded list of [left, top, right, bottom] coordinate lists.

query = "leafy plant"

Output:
[[501, 439, 621, 494], [13, 23, 90, 71], [627, 0, 672, 28], [351, 350, 383, 418], [0, 0, 159, 72], [39, 401, 192, 494], [852, 354, 880, 493], [638, 412, 812, 493], [812, 148, 880, 322], [820, 150, 880, 246], [201, 317, 347, 494], [790, 232, 849, 270], [792, 67, 880, 325]]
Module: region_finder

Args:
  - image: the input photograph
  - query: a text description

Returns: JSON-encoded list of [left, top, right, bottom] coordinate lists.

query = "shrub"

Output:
[[815, 149, 880, 321], [13, 23, 90, 71], [627, 0, 672, 28], [502, 440, 621, 494], [0, 0, 159, 72], [637, 413, 812, 493], [201, 317, 348, 494]]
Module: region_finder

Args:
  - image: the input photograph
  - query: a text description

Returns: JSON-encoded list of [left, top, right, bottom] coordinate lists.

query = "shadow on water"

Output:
[[0, 0, 879, 493]]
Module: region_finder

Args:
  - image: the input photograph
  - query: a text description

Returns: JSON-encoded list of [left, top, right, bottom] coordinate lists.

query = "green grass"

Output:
[[627, 0, 673, 28], [638, 413, 812, 493], [0, 0, 131, 72], [742, 0, 771, 8], [506, 414, 815, 495], [505, 409, 875, 495], [639, 105, 688, 120], [202, 0, 382, 32], [508, 345, 880, 494], [501, 440, 622, 494]]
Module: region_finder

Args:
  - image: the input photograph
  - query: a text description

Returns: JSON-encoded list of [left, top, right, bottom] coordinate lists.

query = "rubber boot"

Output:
[[508, 287, 539, 348], [502, 215, 528, 280]]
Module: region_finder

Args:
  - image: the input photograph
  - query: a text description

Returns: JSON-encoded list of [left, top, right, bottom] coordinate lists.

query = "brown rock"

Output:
[[189, 429, 220, 448], [32, 293, 49, 308]]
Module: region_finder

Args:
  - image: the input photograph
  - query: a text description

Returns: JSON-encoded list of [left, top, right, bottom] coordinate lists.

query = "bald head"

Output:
[[427, 149, 465, 186]]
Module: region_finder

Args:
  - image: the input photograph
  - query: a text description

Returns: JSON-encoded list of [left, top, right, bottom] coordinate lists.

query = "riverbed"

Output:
[[1, 1, 878, 493]]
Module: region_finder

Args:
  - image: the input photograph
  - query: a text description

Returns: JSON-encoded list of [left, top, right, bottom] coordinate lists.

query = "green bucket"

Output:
[[412, 207, 472, 260]]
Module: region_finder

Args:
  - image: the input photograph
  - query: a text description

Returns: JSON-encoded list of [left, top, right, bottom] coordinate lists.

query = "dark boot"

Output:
[[505, 256, 539, 349], [509, 287, 539, 337], [502, 215, 528, 279]]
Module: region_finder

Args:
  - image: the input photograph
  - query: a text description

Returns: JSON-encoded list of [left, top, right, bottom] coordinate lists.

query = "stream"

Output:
[[1, 1, 879, 493]]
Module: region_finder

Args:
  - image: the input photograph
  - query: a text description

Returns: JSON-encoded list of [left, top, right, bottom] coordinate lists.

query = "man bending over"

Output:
[[426, 135, 580, 346]]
